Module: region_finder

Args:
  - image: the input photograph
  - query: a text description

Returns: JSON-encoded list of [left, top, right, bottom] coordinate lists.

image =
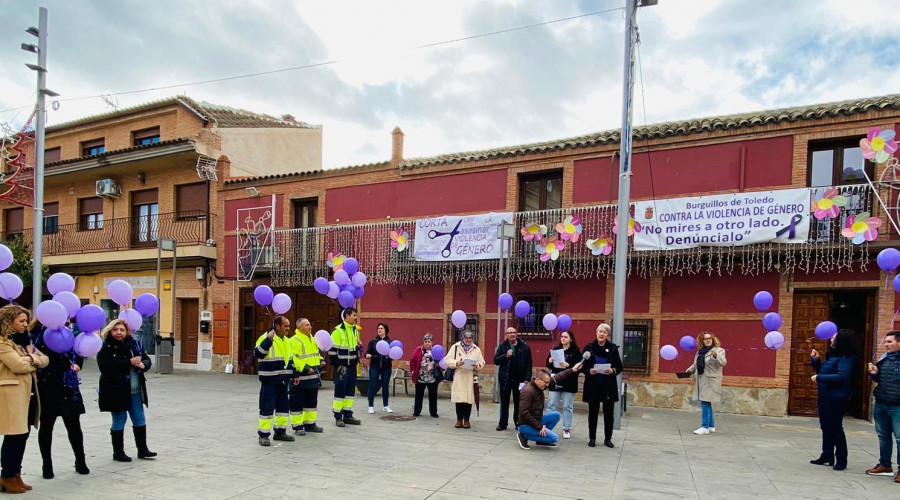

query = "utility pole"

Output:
[[611, 0, 655, 430], [23, 7, 59, 309]]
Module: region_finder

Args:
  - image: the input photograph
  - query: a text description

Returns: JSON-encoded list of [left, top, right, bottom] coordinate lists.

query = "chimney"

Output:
[[391, 126, 404, 166], [281, 114, 296, 123]]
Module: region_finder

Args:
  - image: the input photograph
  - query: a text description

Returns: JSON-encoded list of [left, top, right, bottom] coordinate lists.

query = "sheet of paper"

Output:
[[518, 382, 525, 391], [595, 363, 612, 373], [461, 358, 476, 369], [549, 349, 566, 368]]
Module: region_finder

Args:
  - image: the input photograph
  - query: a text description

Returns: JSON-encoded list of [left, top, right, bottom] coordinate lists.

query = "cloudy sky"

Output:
[[1, 0, 898, 169]]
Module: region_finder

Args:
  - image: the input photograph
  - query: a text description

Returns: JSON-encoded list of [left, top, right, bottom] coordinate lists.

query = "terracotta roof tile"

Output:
[[45, 137, 195, 167]]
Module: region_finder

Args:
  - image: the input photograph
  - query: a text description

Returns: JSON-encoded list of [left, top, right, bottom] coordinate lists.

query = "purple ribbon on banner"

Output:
[[775, 214, 803, 240]]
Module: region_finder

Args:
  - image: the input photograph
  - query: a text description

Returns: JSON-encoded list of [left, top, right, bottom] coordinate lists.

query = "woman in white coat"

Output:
[[685, 331, 727, 435], [444, 331, 485, 429]]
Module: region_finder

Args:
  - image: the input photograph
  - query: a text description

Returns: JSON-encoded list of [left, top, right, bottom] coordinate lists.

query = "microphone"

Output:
[[582, 351, 591, 361]]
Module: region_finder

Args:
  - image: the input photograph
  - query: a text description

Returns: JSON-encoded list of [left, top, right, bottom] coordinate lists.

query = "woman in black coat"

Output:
[[364, 323, 393, 413], [809, 329, 860, 471], [30, 322, 89, 479], [97, 319, 155, 462], [580, 323, 624, 449], [545, 330, 581, 439]]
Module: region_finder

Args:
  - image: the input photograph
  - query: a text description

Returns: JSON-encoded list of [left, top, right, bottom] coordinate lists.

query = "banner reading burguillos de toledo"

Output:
[[633, 188, 810, 251]]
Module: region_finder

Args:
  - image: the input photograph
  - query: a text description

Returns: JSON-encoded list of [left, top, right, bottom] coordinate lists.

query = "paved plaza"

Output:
[[20, 364, 897, 499]]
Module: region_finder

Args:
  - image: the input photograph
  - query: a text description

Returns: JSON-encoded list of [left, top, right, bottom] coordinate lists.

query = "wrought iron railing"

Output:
[[2, 211, 214, 255]]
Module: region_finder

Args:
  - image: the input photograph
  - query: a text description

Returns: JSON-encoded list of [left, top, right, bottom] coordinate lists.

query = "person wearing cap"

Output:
[[410, 333, 441, 418]]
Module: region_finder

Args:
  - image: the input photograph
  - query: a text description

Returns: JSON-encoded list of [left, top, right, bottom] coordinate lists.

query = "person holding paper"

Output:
[[516, 364, 583, 450], [809, 329, 859, 471], [580, 323, 623, 448], [445, 331, 485, 429], [685, 331, 727, 436], [546, 331, 581, 439], [494, 327, 532, 431]]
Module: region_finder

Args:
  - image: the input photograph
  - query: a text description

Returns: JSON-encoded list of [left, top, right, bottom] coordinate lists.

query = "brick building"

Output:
[[213, 94, 900, 419]]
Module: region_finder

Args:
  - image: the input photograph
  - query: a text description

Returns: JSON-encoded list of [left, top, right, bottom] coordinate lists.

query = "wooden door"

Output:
[[788, 292, 831, 416], [180, 299, 199, 363]]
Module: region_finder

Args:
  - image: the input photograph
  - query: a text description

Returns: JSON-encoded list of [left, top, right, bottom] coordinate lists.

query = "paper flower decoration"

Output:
[[841, 212, 882, 245], [586, 237, 613, 256], [390, 228, 410, 252], [555, 215, 583, 242], [612, 217, 641, 237], [326, 252, 346, 270], [811, 189, 848, 219], [860, 127, 897, 164], [535, 236, 565, 261], [520, 222, 548, 242]]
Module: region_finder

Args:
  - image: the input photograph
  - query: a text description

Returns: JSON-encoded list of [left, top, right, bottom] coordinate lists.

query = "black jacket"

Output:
[[873, 351, 900, 406], [580, 340, 623, 403], [31, 331, 86, 417], [366, 335, 393, 370], [494, 338, 533, 389], [97, 336, 151, 413], [546, 344, 581, 393]]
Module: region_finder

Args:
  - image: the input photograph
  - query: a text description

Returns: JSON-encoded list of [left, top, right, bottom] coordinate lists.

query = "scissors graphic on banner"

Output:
[[775, 214, 803, 239], [428, 220, 463, 258]]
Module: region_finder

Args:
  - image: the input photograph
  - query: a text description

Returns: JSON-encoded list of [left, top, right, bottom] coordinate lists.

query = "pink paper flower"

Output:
[[586, 236, 613, 256], [860, 127, 898, 164], [811, 189, 848, 219], [612, 217, 641, 237], [535, 236, 565, 261], [555, 215, 583, 242], [841, 212, 882, 245], [390, 228, 410, 252], [326, 252, 346, 270], [520, 222, 548, 242]]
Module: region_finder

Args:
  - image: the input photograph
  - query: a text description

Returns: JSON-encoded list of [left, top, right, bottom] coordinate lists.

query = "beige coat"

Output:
[[0, 338, 50, 435], [444, 342, 485, 404], [686, 347, 727, 403]]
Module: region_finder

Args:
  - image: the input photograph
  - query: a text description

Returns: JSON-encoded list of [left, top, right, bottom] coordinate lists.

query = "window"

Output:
[[519, 171, 563, 211], [79, 197, 104, 230], [622, 319, 651, 374], [131, 189, 158, 244], [43, 202, 59, 234], [80, 138, 105, 157], [513, 292, 556, 337], [3, 207, 24, 240], [176, 182, 208, 219], [44, 147, 61, 163], [292, 198, 318, 228], [447, 313, 478, 346], [808, 139, 870, 187], [132, 127, 161, 146]]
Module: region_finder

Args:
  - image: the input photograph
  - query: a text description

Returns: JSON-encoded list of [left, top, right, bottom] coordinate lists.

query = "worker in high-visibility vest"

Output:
[[328, 307, 362, 426], [287, 317, 325, 435], [254, 315, 295, 446]]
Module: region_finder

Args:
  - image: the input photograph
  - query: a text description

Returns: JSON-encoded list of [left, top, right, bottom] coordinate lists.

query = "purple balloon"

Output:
[[314, 330, 333, 351], [438, 358, 448, 370], [0, 244, 12, 272], [334, 270, 350, 286], [762, 312, 782, 332], [37, 300, 67, 330], [431, 344, 445, 360], [134, 293, 160, 317], [75, 304, 106, 333], [376, 340, 390, 355], [542, 314, 558, 331], [327, 281, 340, 299], [877, 248, 900, 272], [660, 344, 678, 361], [343, 258, 360, 276], [272, 293, 291, 314], [498, 293, 513, 311], [353, 286, 366, 299], [351, 272, 367, 288], [753, 291, 773, 312], [254, 285, 274, 306], [0, 272, 23, 301], [53, 291, 81, 319], [108, 279, 134, 307], [43, 327, 75, 354], [338, 291, 355, 308], [73, 332, 103, 358], [341, 283, 358, 297], [389, 340, 403, 349], [679, 335, 696, 351], [557, 314, 572, 331], [815, 321, 838, 340], [764, 331, 785, 349], [388, 346, 403, 360], [313, 277, 330, 295], [895, 274, 900, 293], [514, 300, 531, 318], [118, 309, 143, 331], [451, 310, 467, 328], [47, 273, 76, 295]]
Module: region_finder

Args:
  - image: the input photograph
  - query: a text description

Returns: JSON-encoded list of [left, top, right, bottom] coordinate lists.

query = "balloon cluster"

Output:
[[313, 257, 365, 309], [253, 285, 293, 314], [0, 244, 23, 301], [496, 293, 573, 332], [375, 339, 405, 360], [876, 248, 900, 294], [752, 290, 784, 349]]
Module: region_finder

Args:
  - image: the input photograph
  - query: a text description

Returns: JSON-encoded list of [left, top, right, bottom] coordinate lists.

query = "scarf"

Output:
[[461, 342, 474, 354], [697, 346, 712, 375]]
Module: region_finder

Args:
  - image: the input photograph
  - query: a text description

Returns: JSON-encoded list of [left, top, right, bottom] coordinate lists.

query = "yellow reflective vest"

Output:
[[288, 331, 322, 388], [328, 322, 360, 367], [255, 333, 291, 382]]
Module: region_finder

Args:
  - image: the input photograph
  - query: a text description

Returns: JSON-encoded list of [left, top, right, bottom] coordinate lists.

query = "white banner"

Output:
[[634, 188, 810, 251], [413, 212, 513, 261], [104, 276, 157, 289]]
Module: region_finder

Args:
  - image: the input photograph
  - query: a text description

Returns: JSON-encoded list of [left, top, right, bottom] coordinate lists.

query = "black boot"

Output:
[[110, 430, 132, 462], [133, 426, 157, 459], [71, 437, 90, 474], [39, 427, 53, 479]]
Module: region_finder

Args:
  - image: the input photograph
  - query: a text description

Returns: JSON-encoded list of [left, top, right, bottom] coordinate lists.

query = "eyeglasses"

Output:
[[464, 336, 473, 340]]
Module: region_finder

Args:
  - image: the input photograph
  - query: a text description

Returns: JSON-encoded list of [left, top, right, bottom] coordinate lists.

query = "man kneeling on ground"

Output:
[[517, 363, 582, 450]]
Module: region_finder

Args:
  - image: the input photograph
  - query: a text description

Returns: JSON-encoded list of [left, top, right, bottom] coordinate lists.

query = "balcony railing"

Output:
[[2, 211, 214, 256]]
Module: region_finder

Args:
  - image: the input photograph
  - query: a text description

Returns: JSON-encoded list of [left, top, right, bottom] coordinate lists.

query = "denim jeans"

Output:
[[701, 401, 715, 428], [546, 391, 575, 430], [518, 411, 561, 444], [367, 365, 391, 407], [874, 402, 900, 468], [111, 392, 146, 431]]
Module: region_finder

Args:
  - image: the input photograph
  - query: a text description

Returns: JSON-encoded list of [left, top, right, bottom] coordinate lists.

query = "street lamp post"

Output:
[[156, 238, 175, 373], [493, 221, 516, 403]]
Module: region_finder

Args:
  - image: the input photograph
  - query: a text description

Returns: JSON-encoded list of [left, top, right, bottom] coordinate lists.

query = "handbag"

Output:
[[443, 345, 458, 382]]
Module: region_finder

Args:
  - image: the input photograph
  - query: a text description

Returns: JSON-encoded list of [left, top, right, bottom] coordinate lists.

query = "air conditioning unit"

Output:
[[95, 179, 122, 197]]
